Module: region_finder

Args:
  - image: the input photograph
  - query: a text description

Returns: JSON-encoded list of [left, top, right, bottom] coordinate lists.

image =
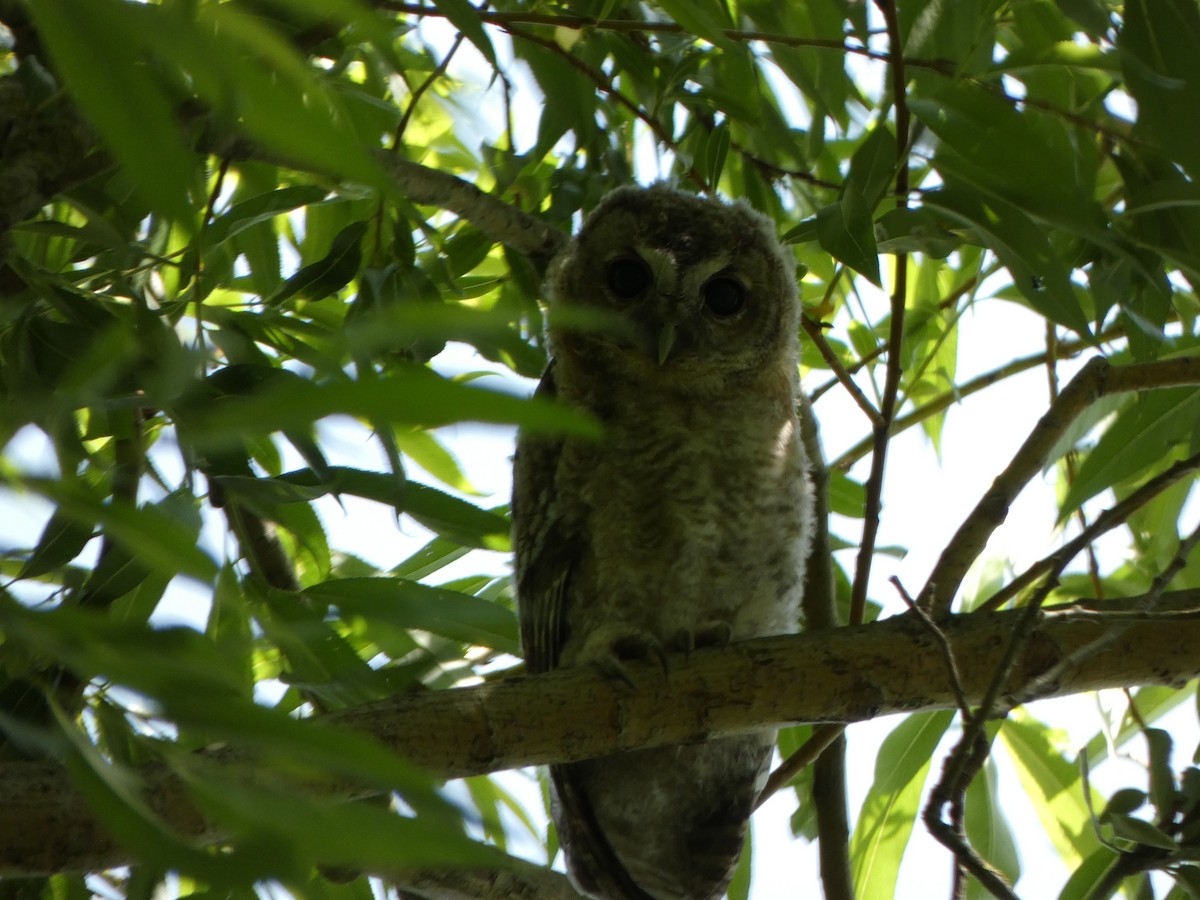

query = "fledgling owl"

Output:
[[512, 184, 813, 900]]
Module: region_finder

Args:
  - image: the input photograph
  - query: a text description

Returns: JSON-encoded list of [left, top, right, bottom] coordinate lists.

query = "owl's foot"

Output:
[[669, 619, 735, 656], [573, 624, 669, 687]]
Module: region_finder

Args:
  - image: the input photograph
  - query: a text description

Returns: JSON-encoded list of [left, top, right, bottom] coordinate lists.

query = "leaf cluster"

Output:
[[1, 0, 1200, 898]]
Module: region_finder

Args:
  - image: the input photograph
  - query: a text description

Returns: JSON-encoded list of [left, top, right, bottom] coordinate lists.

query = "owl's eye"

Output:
[[702, 276, 746, 318], [606, 256, 652, 299]]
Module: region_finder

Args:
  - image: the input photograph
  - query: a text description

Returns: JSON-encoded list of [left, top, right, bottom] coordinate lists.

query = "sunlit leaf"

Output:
[[1061, 388, 1200, 517], [303, 577, 519, 654], [850, 711, 953, 898]]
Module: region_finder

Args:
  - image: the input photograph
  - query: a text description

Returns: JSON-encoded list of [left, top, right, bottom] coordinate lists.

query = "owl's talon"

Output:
[[611, 632, 669, 676], [594, 655, 638, 688], [669, 620, 735, 658]]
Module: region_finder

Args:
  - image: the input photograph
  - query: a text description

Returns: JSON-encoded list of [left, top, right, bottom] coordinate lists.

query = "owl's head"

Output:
[[546, 185, 799, 391]]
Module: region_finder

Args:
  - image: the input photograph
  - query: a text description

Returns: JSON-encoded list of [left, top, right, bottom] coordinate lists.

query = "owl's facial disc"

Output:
[[598, 248, 750, 366]]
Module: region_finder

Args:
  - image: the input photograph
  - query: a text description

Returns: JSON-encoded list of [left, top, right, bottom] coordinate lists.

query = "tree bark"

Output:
[[3, 593, 1200, 876]]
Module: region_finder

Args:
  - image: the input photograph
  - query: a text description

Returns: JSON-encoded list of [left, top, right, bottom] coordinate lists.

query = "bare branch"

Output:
[[374, 152, 568, 269]]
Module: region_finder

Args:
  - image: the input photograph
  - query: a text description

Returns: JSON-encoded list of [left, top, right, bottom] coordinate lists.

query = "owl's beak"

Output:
[[656, 322, 677, 365]]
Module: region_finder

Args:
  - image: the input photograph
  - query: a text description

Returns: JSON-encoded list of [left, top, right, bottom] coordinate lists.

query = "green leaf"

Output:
[[1001, 712, 1102, 865], [1146, 728, 1177, 818], [394, 430, 479, 494], [17, 510, 94, 580], [432, 0, 497, 65], [204, 186, 330, 249], [1057, 846, 1122, 900], [909, 77, 1095, 232], [1102, 788, 1148, 818], [703, 120, 731, 191], [266, 466, 509, 549], [656, 0, 737, 50], [816, 186, 881, 286], [850, 711, 953, 898], [1107, 812, 1179, 850], [30, 0, 195, 222], [1120, 0, 1200, 179], [828, 472, 866, 518], [1060, 388, 1200, 517], [303, 577, 520, 654], [847, 125, 898, 212], [875, 207, 961, 259], [270, 221, 367, 303], [184, 366, 600, 447], [28, 483, 216, 585], [921, 188, 1090, 336], [183, 770, 501, 872], [964, 758, 1021, 897], [0, 602, 247, 700], [195, 5, 387, 188]]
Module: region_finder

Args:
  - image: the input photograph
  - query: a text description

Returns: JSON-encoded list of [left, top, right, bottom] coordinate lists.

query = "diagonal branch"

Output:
[[919, 357, 1200, 618]]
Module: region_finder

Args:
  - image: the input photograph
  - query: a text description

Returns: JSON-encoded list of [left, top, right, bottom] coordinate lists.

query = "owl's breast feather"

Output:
[[558, 384, 810, 650]]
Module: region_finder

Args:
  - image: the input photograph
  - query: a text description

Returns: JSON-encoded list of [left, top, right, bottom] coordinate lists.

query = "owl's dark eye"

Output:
[[606, 256, 652, 299], [702, 276, 746, 318]]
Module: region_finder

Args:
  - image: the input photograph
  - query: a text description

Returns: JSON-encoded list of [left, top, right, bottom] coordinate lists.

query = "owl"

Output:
[[512, 184, 813, 900]]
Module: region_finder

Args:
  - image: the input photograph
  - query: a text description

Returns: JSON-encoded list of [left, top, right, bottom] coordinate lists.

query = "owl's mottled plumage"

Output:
[[512, 185, 812, 900]]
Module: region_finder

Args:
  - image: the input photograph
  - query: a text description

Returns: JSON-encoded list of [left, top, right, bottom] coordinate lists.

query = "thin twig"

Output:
[[756, 724, 846, 807], [802, 315, 882, 427], [829, 322, 1126, 470], [502, 26, 707, 191], [892, 577, 971, 720], [849, 0, 909, 627], [393, 32, 466, 148], [924, 731, 1017, 900], [384, 2, 955, 72]]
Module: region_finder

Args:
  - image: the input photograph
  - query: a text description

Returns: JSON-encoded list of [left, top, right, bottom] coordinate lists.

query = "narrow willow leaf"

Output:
[[964, 757, 1021, 898], [304, 577, 520, 654], [1060, 388, 1200, 518], [270, 221, 367, 303], [28, 482, 216, 584], [847, 125, 898, 212], [432, 0, 497, 65], [850, 711, 953, 899], [184, 770, 501, 871], [17, 510, 94, 580], [656, 0, 737, 49], [922, 189, 1090, 336], [185, 367, 600, 446], [816, 187, 881, 286], [1107, 813, 1179, 850], [1120, 0, 1200, 179], [273, 467, 509, 548], [203, 186, 330, 249], [1000, 713, 1102, 865], [29, 0, 194, 222]]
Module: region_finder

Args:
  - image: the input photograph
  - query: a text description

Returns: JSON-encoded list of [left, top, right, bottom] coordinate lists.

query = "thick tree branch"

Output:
[[4, 594, 1200, 876], [373, 152, 568, 269]]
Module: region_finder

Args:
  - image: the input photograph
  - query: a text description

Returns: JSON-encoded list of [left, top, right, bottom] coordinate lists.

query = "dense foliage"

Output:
[[2, 0, 1200, 898]]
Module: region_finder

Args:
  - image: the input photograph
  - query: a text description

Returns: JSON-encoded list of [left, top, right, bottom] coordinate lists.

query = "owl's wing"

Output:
[[511, 361, 576, 674], [513, 366, 660, 900]]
